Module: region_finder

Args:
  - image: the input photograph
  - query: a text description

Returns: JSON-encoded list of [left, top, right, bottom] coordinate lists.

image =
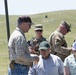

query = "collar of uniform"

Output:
[[56, 30, 62, 34], [16, 27, 25, 37]]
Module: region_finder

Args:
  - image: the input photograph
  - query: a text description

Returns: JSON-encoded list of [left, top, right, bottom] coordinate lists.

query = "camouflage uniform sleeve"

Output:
[[53, 35, 71, 56], [29, 37, 36, 46]]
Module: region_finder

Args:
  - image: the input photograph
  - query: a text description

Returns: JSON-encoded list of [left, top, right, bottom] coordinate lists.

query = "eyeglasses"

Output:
[[23, 22, 31, 27], [27, 22, 31, 27], [36, 30, 43, 32]]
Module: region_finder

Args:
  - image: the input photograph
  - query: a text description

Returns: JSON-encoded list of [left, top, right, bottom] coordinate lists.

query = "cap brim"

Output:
[[35, 28, 43, 31], [39, 47, 48, 50]]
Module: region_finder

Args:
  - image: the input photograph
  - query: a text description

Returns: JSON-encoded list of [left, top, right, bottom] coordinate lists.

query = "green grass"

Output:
[[0, 10, 76, 75]]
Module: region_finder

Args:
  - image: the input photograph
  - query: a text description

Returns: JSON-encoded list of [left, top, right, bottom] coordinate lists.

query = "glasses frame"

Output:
[[35, 30, 43, 32]]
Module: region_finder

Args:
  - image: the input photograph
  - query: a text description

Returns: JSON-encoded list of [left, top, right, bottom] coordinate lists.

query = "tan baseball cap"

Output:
[[35, 24, 43, 31]]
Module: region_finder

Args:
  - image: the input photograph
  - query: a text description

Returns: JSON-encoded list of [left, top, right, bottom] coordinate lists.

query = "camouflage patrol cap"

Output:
[[61, 21, 71, 32], [38, 41, 50, 50], [35, 24, 43, 31]]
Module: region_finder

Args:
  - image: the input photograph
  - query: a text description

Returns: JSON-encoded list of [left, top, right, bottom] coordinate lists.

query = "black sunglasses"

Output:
[[36, 30, 43, 32]]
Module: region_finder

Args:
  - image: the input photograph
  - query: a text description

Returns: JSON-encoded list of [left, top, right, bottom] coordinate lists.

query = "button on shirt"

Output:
[[8, 27, 36, 66], [64, 54, 76, 75], [28, 54, 64, 75]]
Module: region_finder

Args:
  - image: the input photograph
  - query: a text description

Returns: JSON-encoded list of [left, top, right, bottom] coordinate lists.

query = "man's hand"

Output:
[[31, 54, 39, 65], [29, 46, 40, 55], [34, 56, 39, 62]]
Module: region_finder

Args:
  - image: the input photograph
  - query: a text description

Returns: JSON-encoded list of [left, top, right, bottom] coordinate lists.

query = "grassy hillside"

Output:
[[0, 10, 76, 75]]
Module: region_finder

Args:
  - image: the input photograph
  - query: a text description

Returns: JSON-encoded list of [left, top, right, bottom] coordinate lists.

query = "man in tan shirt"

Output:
[[49, 21, 72, 61], [8, 16, 39, 75]]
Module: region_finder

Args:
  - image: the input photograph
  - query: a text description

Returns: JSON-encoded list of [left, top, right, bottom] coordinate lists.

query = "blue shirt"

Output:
[[64, 54, 76, 75], [28, 54, 64, 75]]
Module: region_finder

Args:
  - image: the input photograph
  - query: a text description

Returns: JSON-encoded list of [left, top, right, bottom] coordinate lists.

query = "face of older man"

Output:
[[63, 26, 68, 35], [40, 49, 50, 59], [60, 25, 69, 35], [21, 22, 31, 33]]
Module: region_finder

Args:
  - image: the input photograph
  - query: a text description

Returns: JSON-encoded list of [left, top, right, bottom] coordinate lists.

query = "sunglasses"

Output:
[[36, 30, 43, 32]]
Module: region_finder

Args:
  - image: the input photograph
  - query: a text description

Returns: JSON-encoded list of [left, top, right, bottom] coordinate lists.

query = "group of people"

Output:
[[8, 15, 76, 75]]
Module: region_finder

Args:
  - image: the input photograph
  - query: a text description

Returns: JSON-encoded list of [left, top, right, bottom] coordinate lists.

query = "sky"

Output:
[[0, 0, 76, 15]]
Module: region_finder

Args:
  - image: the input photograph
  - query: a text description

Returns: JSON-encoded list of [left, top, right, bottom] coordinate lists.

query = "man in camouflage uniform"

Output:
[[49, 21, 72, 61], [28, 24, 46, 55]]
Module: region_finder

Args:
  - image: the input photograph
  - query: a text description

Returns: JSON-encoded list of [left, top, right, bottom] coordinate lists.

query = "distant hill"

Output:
[[0, 10, 76, 45]]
